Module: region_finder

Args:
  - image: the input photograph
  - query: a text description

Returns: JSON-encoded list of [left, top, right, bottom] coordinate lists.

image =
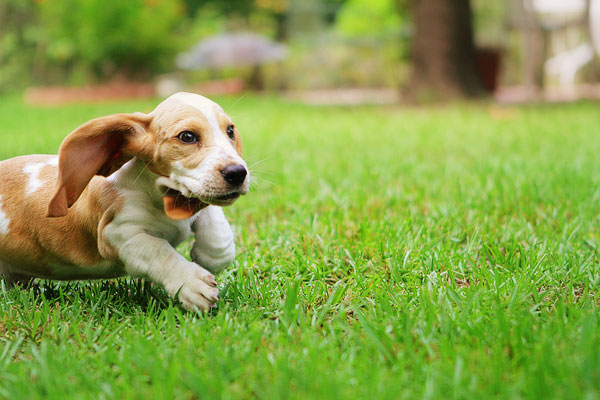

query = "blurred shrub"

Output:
[[472, 0, 506, 47], [272, 0, 409, 90], [278, 35, 408, 90], [0, 0, 39, 90], [37, 0, 185, 82], [0, 0, 186, 91], [335, 0, 402, 37]]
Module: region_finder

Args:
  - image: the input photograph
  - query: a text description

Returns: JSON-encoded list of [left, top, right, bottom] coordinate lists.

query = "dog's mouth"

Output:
[[161, 188, 205, 220], [211, 192, 241, 202], [159, 185, 241, 220]]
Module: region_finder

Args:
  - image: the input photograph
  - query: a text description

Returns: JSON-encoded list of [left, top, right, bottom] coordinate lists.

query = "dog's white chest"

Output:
[[113, 190, 194, 248], [150, 213, 194, 247]]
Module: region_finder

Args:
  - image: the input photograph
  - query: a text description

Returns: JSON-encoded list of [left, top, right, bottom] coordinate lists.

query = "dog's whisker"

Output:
[[249, 169, 273, 176], [132, 158, 153, 187], [248, 156, 272, 169], [252, 175, 273, 183], [248, 182, 276, 207], [226, 93, 248, 114], [248, 182, 265, 193], [250, 176, 275, 187]]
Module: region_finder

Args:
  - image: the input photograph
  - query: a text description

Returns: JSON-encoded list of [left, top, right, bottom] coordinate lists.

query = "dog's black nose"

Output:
[[221, 164, 247, 186]]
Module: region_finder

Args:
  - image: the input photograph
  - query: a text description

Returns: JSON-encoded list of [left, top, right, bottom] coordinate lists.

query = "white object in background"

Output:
[[545, 42, 594, 96], [524, 0, 596, 96], [529, 0, 586, 16], [590, 0, 600, 56]]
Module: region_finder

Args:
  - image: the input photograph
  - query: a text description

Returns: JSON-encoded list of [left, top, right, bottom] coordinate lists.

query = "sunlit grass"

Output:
[[0, 94, 599, 399]]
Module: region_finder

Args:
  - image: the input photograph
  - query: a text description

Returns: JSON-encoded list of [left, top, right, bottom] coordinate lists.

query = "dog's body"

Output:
[[0, 92, 249, 310]]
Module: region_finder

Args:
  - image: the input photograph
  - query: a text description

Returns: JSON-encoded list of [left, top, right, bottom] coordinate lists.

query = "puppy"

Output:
[[0, 92, 249, 310]]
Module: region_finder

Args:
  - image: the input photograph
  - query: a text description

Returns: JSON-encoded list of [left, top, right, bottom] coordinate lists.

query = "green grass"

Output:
[[0, 94, 599, 399]]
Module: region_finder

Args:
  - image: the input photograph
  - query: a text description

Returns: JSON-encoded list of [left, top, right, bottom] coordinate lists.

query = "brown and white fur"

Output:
[[0, 92, 249, 311]]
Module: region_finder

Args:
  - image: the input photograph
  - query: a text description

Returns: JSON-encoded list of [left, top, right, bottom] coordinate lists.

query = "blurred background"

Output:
[[1, 0, 599, 105]]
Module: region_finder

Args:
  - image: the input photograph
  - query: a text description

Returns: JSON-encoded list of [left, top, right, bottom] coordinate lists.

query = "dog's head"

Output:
[[47, 92, 249, 219]]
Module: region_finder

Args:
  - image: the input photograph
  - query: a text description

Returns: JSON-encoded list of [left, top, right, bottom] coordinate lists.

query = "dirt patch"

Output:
[[24, 78, 246, 105], [24, 82, 155, 105]]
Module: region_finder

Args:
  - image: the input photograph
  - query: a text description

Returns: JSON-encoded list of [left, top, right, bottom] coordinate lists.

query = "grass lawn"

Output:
[[0, 94, 599, 399]]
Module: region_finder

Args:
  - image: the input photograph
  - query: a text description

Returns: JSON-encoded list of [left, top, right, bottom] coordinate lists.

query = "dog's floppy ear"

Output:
[[47, 113, 152, 218]]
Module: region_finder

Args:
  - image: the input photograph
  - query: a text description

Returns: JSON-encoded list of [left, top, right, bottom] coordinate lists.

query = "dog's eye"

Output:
[[226, 125, 235, 140], [177, 131, 198, 144]]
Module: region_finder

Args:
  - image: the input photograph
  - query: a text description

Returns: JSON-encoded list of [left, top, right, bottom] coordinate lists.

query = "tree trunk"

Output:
[[408, 0, 487, 100]]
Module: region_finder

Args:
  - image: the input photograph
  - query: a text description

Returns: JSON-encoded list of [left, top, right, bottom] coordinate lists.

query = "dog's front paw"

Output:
[[164, 266, 219, 311]]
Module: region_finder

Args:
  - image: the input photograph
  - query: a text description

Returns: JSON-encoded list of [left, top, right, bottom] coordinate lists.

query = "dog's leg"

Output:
[[112, 232, 219, 311], [191, 206, 236, 275]]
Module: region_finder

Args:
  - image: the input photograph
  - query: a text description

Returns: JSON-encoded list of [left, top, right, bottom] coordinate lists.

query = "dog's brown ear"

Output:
[[47, 113, 151, 217]]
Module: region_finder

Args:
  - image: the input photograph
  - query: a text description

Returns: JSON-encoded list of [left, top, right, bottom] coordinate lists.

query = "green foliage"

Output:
[[0, 0, 39, 90], [472, 0, 507, 46], [335, 0, 403, 37], [0, 96, 599, 398], [37, 0, 185, 81], [183, 0, 256, 18], [282, 39, 405, 89], [326, 0, 409, 88]]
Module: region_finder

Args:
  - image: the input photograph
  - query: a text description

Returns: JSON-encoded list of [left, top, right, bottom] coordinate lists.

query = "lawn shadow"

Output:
[[6, 278, 175, 316], [4, 277, 234, 319]]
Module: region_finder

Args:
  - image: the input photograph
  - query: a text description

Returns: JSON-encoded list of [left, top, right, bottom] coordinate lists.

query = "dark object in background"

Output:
[[476, 47, 502, 93], [408, 0, 488, 100]]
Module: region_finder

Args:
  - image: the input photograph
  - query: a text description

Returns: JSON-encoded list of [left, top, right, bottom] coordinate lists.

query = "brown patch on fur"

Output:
[[142, 105, 210, 178], [234, 128, 243, 156], [0, 156, 123, 278], [216, 110, 242, 156]]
